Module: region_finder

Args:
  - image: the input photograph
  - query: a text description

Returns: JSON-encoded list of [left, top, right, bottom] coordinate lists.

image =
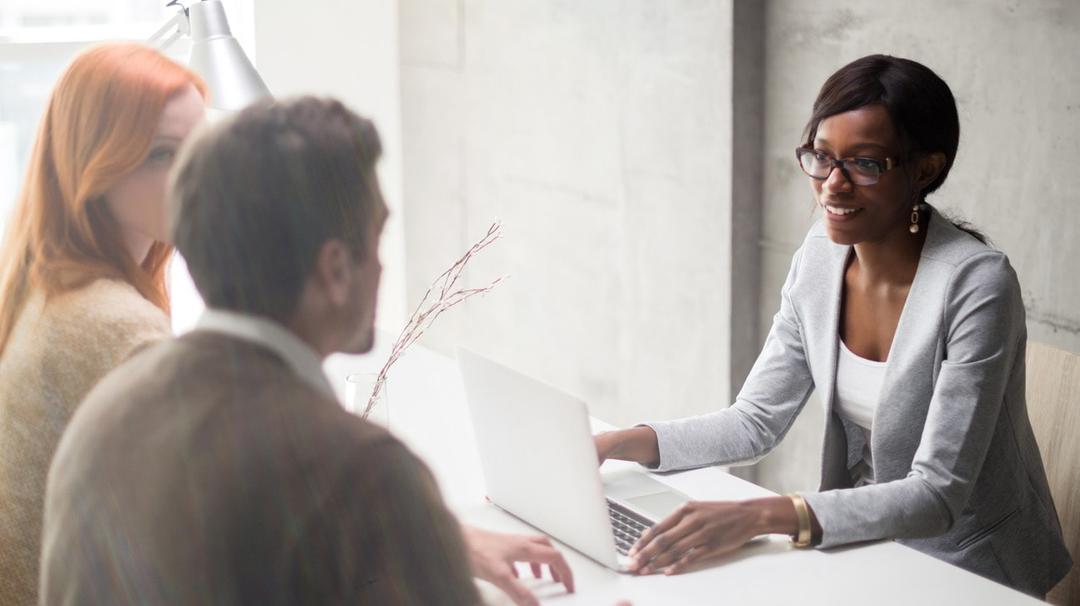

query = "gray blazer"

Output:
[[646, 207, 1072, 597]]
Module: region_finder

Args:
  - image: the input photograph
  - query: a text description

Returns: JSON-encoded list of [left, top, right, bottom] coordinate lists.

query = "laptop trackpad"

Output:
[[603, 469, 688, 520], [623, 491, 687, 521]]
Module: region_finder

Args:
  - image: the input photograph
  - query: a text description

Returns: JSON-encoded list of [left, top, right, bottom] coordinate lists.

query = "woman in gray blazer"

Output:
[[595, 54, 1072, 597]]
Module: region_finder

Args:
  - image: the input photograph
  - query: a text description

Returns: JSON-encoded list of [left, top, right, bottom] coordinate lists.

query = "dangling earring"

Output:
[[909, 203, 921, 234]]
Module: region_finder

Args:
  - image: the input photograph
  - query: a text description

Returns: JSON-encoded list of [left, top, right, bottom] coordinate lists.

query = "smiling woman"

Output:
[[595, 54, 1072, 599], [798, 55, 984, 246], [0, 42, 206, 604]]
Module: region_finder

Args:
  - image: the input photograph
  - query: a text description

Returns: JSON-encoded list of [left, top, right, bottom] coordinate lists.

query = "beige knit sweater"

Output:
[[0, 279, 170, 606]]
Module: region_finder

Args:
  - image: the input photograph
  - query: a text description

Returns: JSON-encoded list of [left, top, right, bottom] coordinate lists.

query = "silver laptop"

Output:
[[458, 348, 690, 572]]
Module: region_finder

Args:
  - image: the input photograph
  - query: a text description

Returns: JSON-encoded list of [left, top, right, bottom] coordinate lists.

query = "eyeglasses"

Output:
[[795, 146, 901, 186]]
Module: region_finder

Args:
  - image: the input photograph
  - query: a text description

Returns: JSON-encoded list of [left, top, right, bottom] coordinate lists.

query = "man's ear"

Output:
[[312, 239, 352, 308]]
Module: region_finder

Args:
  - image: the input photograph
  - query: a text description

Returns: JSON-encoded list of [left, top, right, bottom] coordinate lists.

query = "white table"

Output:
[[325, 337, 1042, 606]]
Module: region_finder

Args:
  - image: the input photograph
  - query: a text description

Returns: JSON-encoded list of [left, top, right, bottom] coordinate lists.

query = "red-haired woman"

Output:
[[0, 42, 206, 603]]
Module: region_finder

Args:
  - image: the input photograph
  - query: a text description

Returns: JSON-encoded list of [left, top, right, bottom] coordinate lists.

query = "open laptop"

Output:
[[458, 348, 690, 572]]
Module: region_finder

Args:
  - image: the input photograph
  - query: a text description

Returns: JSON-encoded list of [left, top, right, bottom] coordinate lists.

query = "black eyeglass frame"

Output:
[[794, 146, 903, 186]]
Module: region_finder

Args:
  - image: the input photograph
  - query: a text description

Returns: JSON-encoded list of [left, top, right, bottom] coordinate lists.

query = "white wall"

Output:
[[399, 0, 739, 427], [253, 0, 406, 334]]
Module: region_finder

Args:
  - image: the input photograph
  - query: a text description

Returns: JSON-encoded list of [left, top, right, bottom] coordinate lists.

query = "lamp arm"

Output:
[[148, 8, 190, 50]]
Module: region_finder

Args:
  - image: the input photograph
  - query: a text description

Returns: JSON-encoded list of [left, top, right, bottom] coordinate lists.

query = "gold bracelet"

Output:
[[787, 494, 812, 548]]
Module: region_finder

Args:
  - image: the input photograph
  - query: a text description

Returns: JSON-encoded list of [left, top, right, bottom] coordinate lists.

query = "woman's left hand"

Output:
[[628, 500, 764, 575]]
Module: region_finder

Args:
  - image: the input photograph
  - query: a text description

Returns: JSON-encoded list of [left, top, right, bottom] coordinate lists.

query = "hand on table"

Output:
[[463, 525, 574, 606], [627, 500, 762, 576]]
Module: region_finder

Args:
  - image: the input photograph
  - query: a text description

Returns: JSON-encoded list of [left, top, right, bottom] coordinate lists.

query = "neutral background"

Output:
[[395, 0, 1080, 493], [2, 0, 1077, 494]]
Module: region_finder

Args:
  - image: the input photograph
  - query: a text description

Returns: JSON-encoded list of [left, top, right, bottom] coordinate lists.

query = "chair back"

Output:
[[1026, 341, 1080, 604]]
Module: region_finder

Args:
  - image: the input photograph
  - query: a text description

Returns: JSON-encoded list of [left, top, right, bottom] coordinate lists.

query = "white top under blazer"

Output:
[[643, 206, 1072, 596], [835, 339, 887, 486]]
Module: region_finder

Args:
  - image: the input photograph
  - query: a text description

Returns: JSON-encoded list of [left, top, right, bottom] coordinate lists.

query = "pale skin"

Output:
[[595, 104, 946, 576], [282, 182, 586, 606], [103, 83, 207, 264]]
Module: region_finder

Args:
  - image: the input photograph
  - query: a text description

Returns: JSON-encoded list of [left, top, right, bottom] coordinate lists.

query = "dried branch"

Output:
[[362, 221, 507, 418]]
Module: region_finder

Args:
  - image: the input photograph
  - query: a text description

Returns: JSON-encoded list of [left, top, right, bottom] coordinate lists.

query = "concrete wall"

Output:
[[399, 0, 1079, 493], [755, 0, 1080, 494], [254, 0, 407, 333], [399, 0, 749, 427]]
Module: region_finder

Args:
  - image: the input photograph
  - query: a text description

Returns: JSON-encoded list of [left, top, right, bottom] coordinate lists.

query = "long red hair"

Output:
[[0, 43, 207, 352]]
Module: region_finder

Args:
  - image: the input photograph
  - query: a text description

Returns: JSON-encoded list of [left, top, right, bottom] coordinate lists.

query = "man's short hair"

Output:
[[170, 96, 382, 320]]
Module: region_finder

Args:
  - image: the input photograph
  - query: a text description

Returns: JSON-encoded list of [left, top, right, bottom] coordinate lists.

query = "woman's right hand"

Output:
[[594, 426, 660, 468]]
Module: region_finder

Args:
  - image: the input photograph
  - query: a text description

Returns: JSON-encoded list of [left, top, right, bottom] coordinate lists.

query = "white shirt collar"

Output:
[[195, 308, 336, 400]]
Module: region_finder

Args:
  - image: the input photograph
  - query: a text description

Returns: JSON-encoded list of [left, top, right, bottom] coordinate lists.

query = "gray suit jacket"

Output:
[[646, 207, 1072, 597], [41, 331, 481, 605]]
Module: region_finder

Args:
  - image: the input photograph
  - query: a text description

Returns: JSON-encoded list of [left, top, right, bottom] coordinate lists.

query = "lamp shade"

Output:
[[187, 0, 270, 111]]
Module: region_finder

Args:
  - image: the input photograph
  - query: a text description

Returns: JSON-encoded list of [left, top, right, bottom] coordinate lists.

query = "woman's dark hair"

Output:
[[804, 54, 987, 244]]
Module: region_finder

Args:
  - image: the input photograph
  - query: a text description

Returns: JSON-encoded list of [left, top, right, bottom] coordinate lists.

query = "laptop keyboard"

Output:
[[607, 499, 653, 555]]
